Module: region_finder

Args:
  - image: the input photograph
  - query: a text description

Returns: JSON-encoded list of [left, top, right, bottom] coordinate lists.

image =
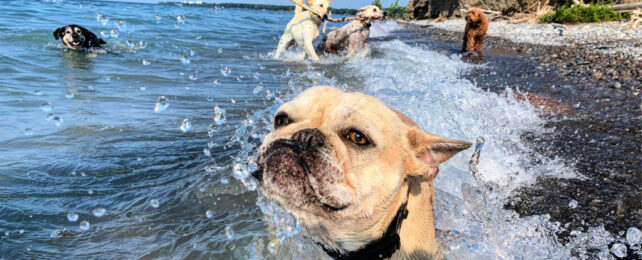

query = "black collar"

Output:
[[320, 203, 409, 260]]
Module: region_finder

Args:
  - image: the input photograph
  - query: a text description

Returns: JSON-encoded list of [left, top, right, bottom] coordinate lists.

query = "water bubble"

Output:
[[126, 40, 134, 49], [87, 189, 94, 195], [220, 67, 231, 77], [155, 13, 161, 23], [180, 118, 191, 132], [79, 221, 90, 231], [212, 79, 219, 86], [100, 31, 109, 38], [150, 199, 160, 208], [138, 41, 146, 49], [221, 178, 229, 184], [189, 73, 198, 80], [225, 225, 234, 239], [40, 102, 53, 112], [176, 15, 186, 24], [253, 72, 260, 80], [4, 231, 8, 236], [23, 128, 33, 136], [65, 90, 75, 99], [626, 227, 641, 245], [110, 29, 119, 38], [195, 35, 202, 40], [92, 208, 106, 217], [213, 105, 226, 125], [611, 243, 627, 258], [268, 239, 278, 253], [139, 86, 146, 91], [218, 48, 223, 54], [67, 213, 79, 222], [154, 96, 169, 113], [19, 229, 24, 234], [189, 49, 195, 56], [46, 113, 55, 121], [203, 149, 211, 156], [33, 90, 43, 95], [114, 20, 126, 32], [230, 99, 236, 104], [180, 55, 190, 65], [142, 59, 151, 65], [232, 164, 249, 180], [253, 86, 263, 94], [97, 13, 109, 26], [568, 199, 578, 208], [52, 116, 63, 127], [207, 124, 218, 137], [205, 210, 214, 218]]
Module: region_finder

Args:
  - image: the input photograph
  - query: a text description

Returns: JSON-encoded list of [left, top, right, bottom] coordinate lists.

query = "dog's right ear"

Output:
[[404, 127, 472, 181], [53, 27, 65, 40]]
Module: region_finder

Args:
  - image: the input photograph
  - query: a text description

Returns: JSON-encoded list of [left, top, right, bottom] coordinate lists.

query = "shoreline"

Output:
[[390, 20, 641, 242]]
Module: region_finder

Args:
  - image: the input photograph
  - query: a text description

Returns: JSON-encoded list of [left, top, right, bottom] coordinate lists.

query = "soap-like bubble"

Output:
[[150, 199, 160, 208]]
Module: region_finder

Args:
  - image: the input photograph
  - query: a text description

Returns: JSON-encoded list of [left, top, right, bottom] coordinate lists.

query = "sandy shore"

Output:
[[408, 19, 642, 59]]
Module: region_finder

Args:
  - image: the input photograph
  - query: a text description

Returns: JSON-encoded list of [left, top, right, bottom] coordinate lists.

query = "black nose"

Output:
[[291, 128, 325, 148]]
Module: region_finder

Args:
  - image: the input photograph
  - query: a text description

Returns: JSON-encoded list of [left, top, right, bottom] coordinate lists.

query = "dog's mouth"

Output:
[[253, 139, 352, 212]]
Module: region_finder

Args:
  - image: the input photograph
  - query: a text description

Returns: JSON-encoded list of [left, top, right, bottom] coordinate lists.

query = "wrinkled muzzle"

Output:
[[253, 129, 354, 211]]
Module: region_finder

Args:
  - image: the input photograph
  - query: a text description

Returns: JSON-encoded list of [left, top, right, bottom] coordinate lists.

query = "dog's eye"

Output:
[[346, 130, 370, 146], [274, 114, 292, 128]]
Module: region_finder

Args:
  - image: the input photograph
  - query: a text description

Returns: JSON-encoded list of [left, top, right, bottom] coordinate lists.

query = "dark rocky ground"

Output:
[[381, 23, 641, 252]]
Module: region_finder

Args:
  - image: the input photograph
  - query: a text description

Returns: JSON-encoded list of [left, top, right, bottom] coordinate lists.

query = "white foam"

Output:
[[369, 20, 403, 38]]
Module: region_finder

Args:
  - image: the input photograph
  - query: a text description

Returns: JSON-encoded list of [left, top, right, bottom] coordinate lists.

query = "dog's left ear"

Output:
[[404, 127, 472, 181], [53, 27, 64, 40]]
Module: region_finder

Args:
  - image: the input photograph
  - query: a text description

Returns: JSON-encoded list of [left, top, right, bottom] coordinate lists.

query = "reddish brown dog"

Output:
[[462, 6, 488, 54]]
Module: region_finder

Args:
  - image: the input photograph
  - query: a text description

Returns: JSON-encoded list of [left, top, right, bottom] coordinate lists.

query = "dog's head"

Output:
[[307, 0, 331, 18], [253, 86, 470, 247], [465, 6, 485, 24], [53, 25, 104, 50], [358, 5, 385, 20]]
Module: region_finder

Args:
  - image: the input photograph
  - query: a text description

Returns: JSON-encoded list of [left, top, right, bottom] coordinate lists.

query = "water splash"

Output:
[[154, 96, 169, 113], [180, 118, 192, 132]]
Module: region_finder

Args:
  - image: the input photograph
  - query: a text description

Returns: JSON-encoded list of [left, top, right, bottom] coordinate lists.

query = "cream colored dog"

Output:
[[317, 5, 385, 58], [274, 0, 331, 61], [252, 87, 471, 259]]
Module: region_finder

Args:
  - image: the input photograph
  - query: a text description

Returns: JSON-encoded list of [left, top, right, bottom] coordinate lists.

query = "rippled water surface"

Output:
[[1, 0, 638, 259]]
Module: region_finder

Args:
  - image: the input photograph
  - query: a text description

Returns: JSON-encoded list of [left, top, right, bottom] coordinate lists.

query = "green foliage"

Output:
[[371, 0, 383, 9], [539, 3, 622, 23], [386, 0, 405, 19]]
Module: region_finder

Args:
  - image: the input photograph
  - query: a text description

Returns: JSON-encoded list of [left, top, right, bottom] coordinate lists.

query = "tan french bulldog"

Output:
[[252, 86, 471, 259]]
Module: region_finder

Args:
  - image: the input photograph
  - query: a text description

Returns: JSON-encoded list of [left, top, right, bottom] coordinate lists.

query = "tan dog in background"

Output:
[[252, 86, 471, 259], [274, 0, 332, 61], [317, 5, 385, 58], [462, 6, 488, 54]]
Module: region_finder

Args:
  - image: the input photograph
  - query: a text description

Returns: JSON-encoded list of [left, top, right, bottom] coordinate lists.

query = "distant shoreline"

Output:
[[158, 2, 358, 15]]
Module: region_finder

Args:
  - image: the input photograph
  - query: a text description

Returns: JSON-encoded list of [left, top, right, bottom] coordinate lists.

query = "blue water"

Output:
[[0, 0, 623, 259]]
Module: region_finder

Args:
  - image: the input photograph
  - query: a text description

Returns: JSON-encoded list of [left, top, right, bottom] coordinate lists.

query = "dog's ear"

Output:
[[404, 127, 471, 181], [53, 27, 65, 40]]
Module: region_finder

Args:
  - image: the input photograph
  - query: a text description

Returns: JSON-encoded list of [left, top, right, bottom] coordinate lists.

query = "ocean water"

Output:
[[0, 0, 635, 259]]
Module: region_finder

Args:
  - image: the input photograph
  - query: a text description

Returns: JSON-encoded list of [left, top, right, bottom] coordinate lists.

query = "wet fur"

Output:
[[461, 7, 488, 54], [317, 5, 384, 58], [54, 24, 106, 50], [274, 0, 331, 61], [255, 86, 471, 258]]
